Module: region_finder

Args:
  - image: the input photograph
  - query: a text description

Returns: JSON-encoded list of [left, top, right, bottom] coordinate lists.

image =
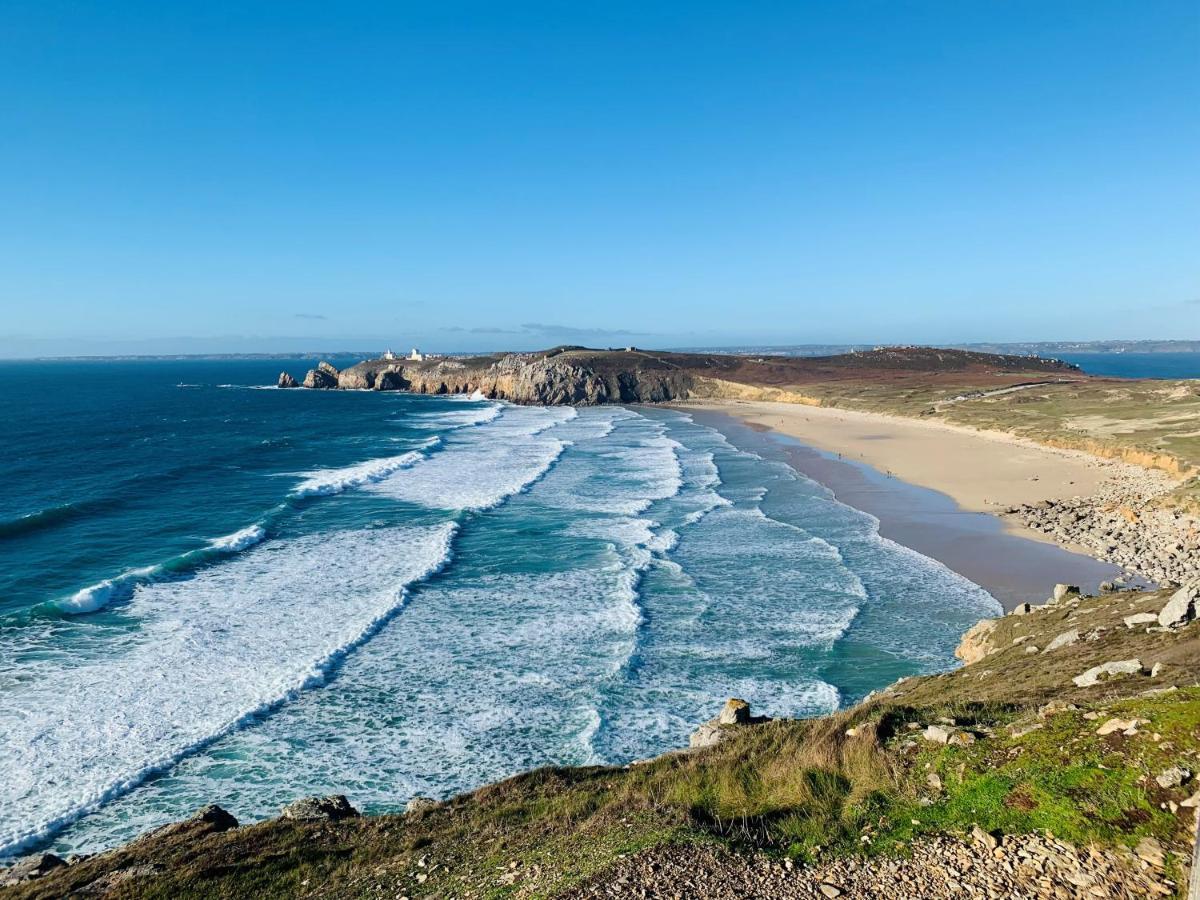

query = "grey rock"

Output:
[[1052, 583, 1079, 602], [0, 853, 67, 886], [280, 794, 359, 822], [1044, 629, 1079, 652], [1123, 612, 1157, 628], [689, 722, 724, 749], [1072, 659, 1143, 688], [405, 796, 439, 814], [1158, 583, 1197, 628], [923, 724, 952, 744], [1154, 766, 1191, 789], [277, 371, 298, 388]]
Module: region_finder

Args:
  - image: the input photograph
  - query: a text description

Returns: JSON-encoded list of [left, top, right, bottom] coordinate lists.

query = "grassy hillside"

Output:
[[8, 584, 1198, 898]]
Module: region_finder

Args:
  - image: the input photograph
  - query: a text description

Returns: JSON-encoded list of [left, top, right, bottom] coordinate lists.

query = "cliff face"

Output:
[[301, 353, 695, 406]]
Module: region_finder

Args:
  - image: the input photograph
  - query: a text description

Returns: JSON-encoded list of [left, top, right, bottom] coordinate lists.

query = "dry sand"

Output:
[[692, 400, 1136, 540]]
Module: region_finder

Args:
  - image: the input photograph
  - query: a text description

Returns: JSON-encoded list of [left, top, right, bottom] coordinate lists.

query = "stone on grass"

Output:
[[1158, 584, 1197, 628], [1053, 584, 1079, 602], [1154, 767, 1191, 789], [923, 725, 952, 744], [1044, 630, 1079, 652], [1123, 612, 1157, 628], [1072, 659, 1143, 688], [280, 795, 359, 822], [406, 797, 439, 814], [1096, 718, 1143, 736]]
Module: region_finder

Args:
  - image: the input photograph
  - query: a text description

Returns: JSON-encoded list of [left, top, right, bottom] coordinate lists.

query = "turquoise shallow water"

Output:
[[0, 360, 1000, 860]]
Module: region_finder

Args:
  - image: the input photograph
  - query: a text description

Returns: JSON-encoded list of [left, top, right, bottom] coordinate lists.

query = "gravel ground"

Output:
[[560, 831, 1183, 899]]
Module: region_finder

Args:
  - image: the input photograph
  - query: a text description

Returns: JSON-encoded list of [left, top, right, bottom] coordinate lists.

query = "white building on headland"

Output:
[[408, 348, 425, 361], [382, 348, 398, 360]]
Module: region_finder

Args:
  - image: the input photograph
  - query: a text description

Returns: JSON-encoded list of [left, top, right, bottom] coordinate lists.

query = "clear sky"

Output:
[[2, 0, 1197, 356]]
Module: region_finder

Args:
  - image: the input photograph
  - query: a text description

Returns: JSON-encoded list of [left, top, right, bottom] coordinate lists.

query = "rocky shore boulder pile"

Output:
[[1006, 468, 1199, 586]]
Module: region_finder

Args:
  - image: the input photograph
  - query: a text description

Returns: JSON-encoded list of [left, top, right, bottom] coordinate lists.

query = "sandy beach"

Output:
[[691, 400, 1139, 539]]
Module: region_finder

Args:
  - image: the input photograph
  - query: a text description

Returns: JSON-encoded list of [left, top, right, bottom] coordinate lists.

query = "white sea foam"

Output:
[[370, 406, 576, 511], [406, 403, 501, 430], [0, 524, 456, 858], [291, 449, 427, 497]]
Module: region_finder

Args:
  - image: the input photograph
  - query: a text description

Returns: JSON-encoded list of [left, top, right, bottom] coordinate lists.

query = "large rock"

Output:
[[277, 371, 298, 388], [302, 361, 340, 389], [1052, 584, 1079, 602], [0, 853, 67, 886], [280, 795, 359, 822], [718, 698, 751, 725], [1072, 659, 1144, 688], [1158, 584, 1197, 628], [955, 618, 997, 665], [688, 698, 766, 749]]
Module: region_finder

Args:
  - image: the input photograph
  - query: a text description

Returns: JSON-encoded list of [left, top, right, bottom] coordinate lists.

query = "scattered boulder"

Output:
[[1044, 630, 1079, 652], [1053, 584, 1079, 602], [1096, 717, 1145, 736], [280, 794, 359, 822], [141, 804, 239, 844], [1072, 659, 1143, 688], [689, 722, 723, 749], [1154, 766, 1191, 789], [405, 796, 439, 814], [1157, 583, 1197, 628], [1010, 603, 1032, 616], [277, 371, 298, 388], [0, 853, 67, 886], [1123, 612, 1157, 629], [922, 725, 952, 745]]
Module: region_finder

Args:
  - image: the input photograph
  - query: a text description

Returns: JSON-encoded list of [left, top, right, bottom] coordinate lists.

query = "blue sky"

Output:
[[1, 0, 1197, 356]]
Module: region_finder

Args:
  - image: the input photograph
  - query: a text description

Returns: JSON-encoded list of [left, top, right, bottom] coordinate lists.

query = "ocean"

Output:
[[1057, 351, 1200, 379], [0, 359, 1005, 860]]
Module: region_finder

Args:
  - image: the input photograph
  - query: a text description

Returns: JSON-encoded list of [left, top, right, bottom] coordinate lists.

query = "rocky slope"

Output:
[[5, 582, 1197, 898]]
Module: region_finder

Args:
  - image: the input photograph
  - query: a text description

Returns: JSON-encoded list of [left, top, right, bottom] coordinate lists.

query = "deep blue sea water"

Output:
[[1057, 351, 1200, 379], [0, 359, 1009, 859]]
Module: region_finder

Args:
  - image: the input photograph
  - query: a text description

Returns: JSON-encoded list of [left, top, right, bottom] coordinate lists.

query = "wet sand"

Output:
[[687, 408, 1129, 612], [692, 400, 1125, 544]]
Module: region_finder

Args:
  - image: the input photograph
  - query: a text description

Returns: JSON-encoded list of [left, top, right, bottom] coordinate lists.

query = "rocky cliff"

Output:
[[294, 350, 696, 405]]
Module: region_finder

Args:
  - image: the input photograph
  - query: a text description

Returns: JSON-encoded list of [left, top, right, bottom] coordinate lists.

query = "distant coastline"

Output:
[[8, 338, 1199, 363]]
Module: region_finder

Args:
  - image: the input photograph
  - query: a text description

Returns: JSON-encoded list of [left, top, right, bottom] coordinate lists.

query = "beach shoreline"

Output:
[[680, 403, 1140, 611]]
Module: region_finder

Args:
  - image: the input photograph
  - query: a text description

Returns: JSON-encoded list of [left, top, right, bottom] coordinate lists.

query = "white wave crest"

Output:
[[292, 450, 426, 498], [207, 524, 266, 552]]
